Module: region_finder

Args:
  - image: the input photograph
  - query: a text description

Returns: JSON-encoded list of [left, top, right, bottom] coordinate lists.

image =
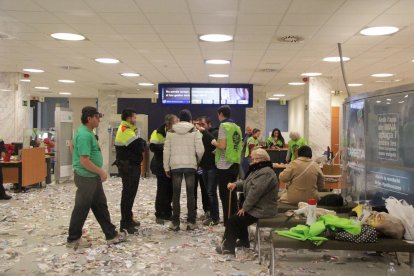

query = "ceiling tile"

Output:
[[237, 13, 284, 26], [54, 11, 104, 24], [239, 0, 291, 13], [288, 0, 345, 14], [145, 13, 192, 25], [135, 0, 188, 13], [192, 13, 237, 25], [0, 0, 42, 11], [188, 0, 238, 13], [112, 24, 154, 34], [85, 0, 140, 13], [195, 25, 235, 34], [99, 12, 149, 25], [6, 11, 62, 23], [35, 0, 92, 12], [281, 13, 331, 26], [153, 25, 195, 35], [337, 0, 398, 14], [71, 23, 117, 35]]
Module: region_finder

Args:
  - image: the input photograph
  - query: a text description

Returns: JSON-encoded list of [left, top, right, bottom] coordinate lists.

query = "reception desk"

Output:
[[1, 148, 47, 192], [266, 148, 288, 164]]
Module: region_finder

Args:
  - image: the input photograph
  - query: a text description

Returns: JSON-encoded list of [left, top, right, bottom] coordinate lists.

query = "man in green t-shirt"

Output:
[[67, 106, 126, 249]]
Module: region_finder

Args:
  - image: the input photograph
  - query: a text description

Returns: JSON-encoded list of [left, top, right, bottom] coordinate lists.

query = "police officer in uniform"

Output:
[[114, 109, 146, 234], [0, 137, 12, 200]]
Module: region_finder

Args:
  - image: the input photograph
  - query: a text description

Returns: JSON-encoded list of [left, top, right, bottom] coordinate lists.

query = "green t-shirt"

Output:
[[73, 125, 103, 177]]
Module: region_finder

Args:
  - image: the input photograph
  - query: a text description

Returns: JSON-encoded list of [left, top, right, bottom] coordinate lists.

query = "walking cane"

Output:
[[228, 189, 232, 219]]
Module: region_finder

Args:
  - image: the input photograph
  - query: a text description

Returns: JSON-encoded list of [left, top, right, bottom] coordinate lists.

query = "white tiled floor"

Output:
[[0, 177, 412, 275]]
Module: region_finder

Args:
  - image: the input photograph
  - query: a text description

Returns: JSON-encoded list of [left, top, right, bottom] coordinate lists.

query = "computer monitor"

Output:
[[11, 143, 23, 156]]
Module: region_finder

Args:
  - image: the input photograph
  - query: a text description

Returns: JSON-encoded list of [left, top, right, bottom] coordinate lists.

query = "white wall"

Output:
[[68, 98, 97, 133], [332, 93, 347, 107], [288, 95, 305, 136]]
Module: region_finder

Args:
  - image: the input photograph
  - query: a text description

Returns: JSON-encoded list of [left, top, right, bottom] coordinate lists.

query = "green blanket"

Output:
[[275, 214, 361, 245]]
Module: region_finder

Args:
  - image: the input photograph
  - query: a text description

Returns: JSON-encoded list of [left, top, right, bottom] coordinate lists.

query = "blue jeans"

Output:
[[202, 168, 219, 221]]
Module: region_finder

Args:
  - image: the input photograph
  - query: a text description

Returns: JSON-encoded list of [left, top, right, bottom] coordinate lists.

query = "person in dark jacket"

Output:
[[216, 148, 278, 255], [195, 116, 219, 226], [150, 114, 178, 224], [114, 109, 146, 234], [0, 137, 12, 200]]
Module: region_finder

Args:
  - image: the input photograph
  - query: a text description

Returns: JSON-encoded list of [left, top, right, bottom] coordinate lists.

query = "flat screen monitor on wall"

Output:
[[158, 83, 253, 107]]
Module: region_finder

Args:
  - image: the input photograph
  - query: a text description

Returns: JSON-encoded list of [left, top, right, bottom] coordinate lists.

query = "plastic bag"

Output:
[[366, 211, 405, 239], [385, 197, 414, 240]]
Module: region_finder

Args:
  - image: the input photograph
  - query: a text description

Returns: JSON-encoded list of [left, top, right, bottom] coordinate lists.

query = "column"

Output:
[[97, 90, 119, 173], [0, 72, 30, 143], [304, 77, 332, 157], [246, 90, 266, 136]]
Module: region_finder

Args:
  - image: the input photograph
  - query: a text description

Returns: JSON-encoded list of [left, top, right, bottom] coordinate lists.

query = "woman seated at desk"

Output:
[[278, 145, 324, 205], [216, 148, 278, 255], [267, 128, 285, 149]]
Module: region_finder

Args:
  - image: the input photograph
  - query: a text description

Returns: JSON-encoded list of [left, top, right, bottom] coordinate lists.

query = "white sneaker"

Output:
[[186, 223, 197, 231], [66, 238, 92, 250], [107, 232, 127, 245]]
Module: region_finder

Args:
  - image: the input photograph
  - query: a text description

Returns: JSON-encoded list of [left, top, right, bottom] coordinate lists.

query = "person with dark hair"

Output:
[[114, 108, 147, 234], [212, 105, 242, 226], [150, 114, 178, 224], [67, 106, 126, 249], [278, 145, 324, 205], [195, 116, 220, 226], [267, 128, 285, 149], [0, 137, 12, 200], [164, 109, 204, 231]]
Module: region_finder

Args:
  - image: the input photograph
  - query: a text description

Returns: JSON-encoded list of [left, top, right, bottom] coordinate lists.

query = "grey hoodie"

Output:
[[163, 122, 205, 171]]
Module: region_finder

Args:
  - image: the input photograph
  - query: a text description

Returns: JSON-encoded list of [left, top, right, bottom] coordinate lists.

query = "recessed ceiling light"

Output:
[[155, 92, 159, 95], [398, 101, 405, 104], [301, 72, 322, 77], [386, 99, 392, 101], [273, 94, 285, 97], [405, 95, 408, 98], [348, 83, 363, 87], [59, 92, 72, 95], [121, 72, 141, 77], [23, 68, 44, 73], [20, 79, 31, 82], [376, 79, 401, 83], [138, 82, 154, 86], [0, 89, 12, 92], [386, 102, 391, 104], [376, 100, 381, 103], [322, 56, 350, 62], [199, 34, 233, 42], [288, 82, 305, 86], [268, 97, 280, 100], [58, 79, 75, 83], [205, 59, 231, 65], [35, 86, 49, 90], [50, 33, 86, 41], [209, 74, 229, 78], [95, 58, 120, 64], [360, 26, 399, 36], [371, 73, 394, 78]]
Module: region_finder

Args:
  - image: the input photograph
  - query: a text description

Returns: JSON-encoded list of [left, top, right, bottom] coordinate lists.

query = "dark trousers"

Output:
[[202, 168, 219, 221], [217, 164, 239, 226], [194, 172, 210, 212], [172, 169, 196, 224], [120, 165, 141, 228], [155, 172, 173, 219], [223, 212, 258, 252], [0, 164, 5, 196], [68, 173, 117, 242]]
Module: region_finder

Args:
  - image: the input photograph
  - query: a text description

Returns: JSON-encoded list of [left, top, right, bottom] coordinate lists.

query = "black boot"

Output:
[[120, 225, 138, 234]]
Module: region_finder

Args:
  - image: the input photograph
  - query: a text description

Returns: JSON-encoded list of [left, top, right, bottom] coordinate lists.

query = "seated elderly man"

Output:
[[216, 148, 278, 255], [279, 145, 324, 205]]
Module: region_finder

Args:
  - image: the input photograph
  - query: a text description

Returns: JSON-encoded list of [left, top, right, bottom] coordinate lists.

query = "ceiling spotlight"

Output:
[[199, 34, 233, 42], [121, 73, 141, 77], [376, 101, 381, 103], [405, 95, 408, 98], [398, 101, 405, 104], [348, 83, 363, 87], [0, 89, 12, 92], [59, 92, 72, 95], [51, 33, 86, 41], [23, 68, 44, 73], [288, 82, 305, 86], [268, 98, 280, 100], [35, 86, 49, 90], [20, 79, 31, 82], [322, 56, 350, 62], [376, 79, 401, 83], [360, 26, 399, 36], [155, 92, 159, 95], [58, 79, 75, 83], [209, 74, 229, 78], [386, 99, 392, 101], [205, 59, 231, 65], [138, 82, 154, 86], [371, 73, 394, 78], [95, 58, 120, 64], [301, 72, 322, 77], [273, 94, 285, 97]]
